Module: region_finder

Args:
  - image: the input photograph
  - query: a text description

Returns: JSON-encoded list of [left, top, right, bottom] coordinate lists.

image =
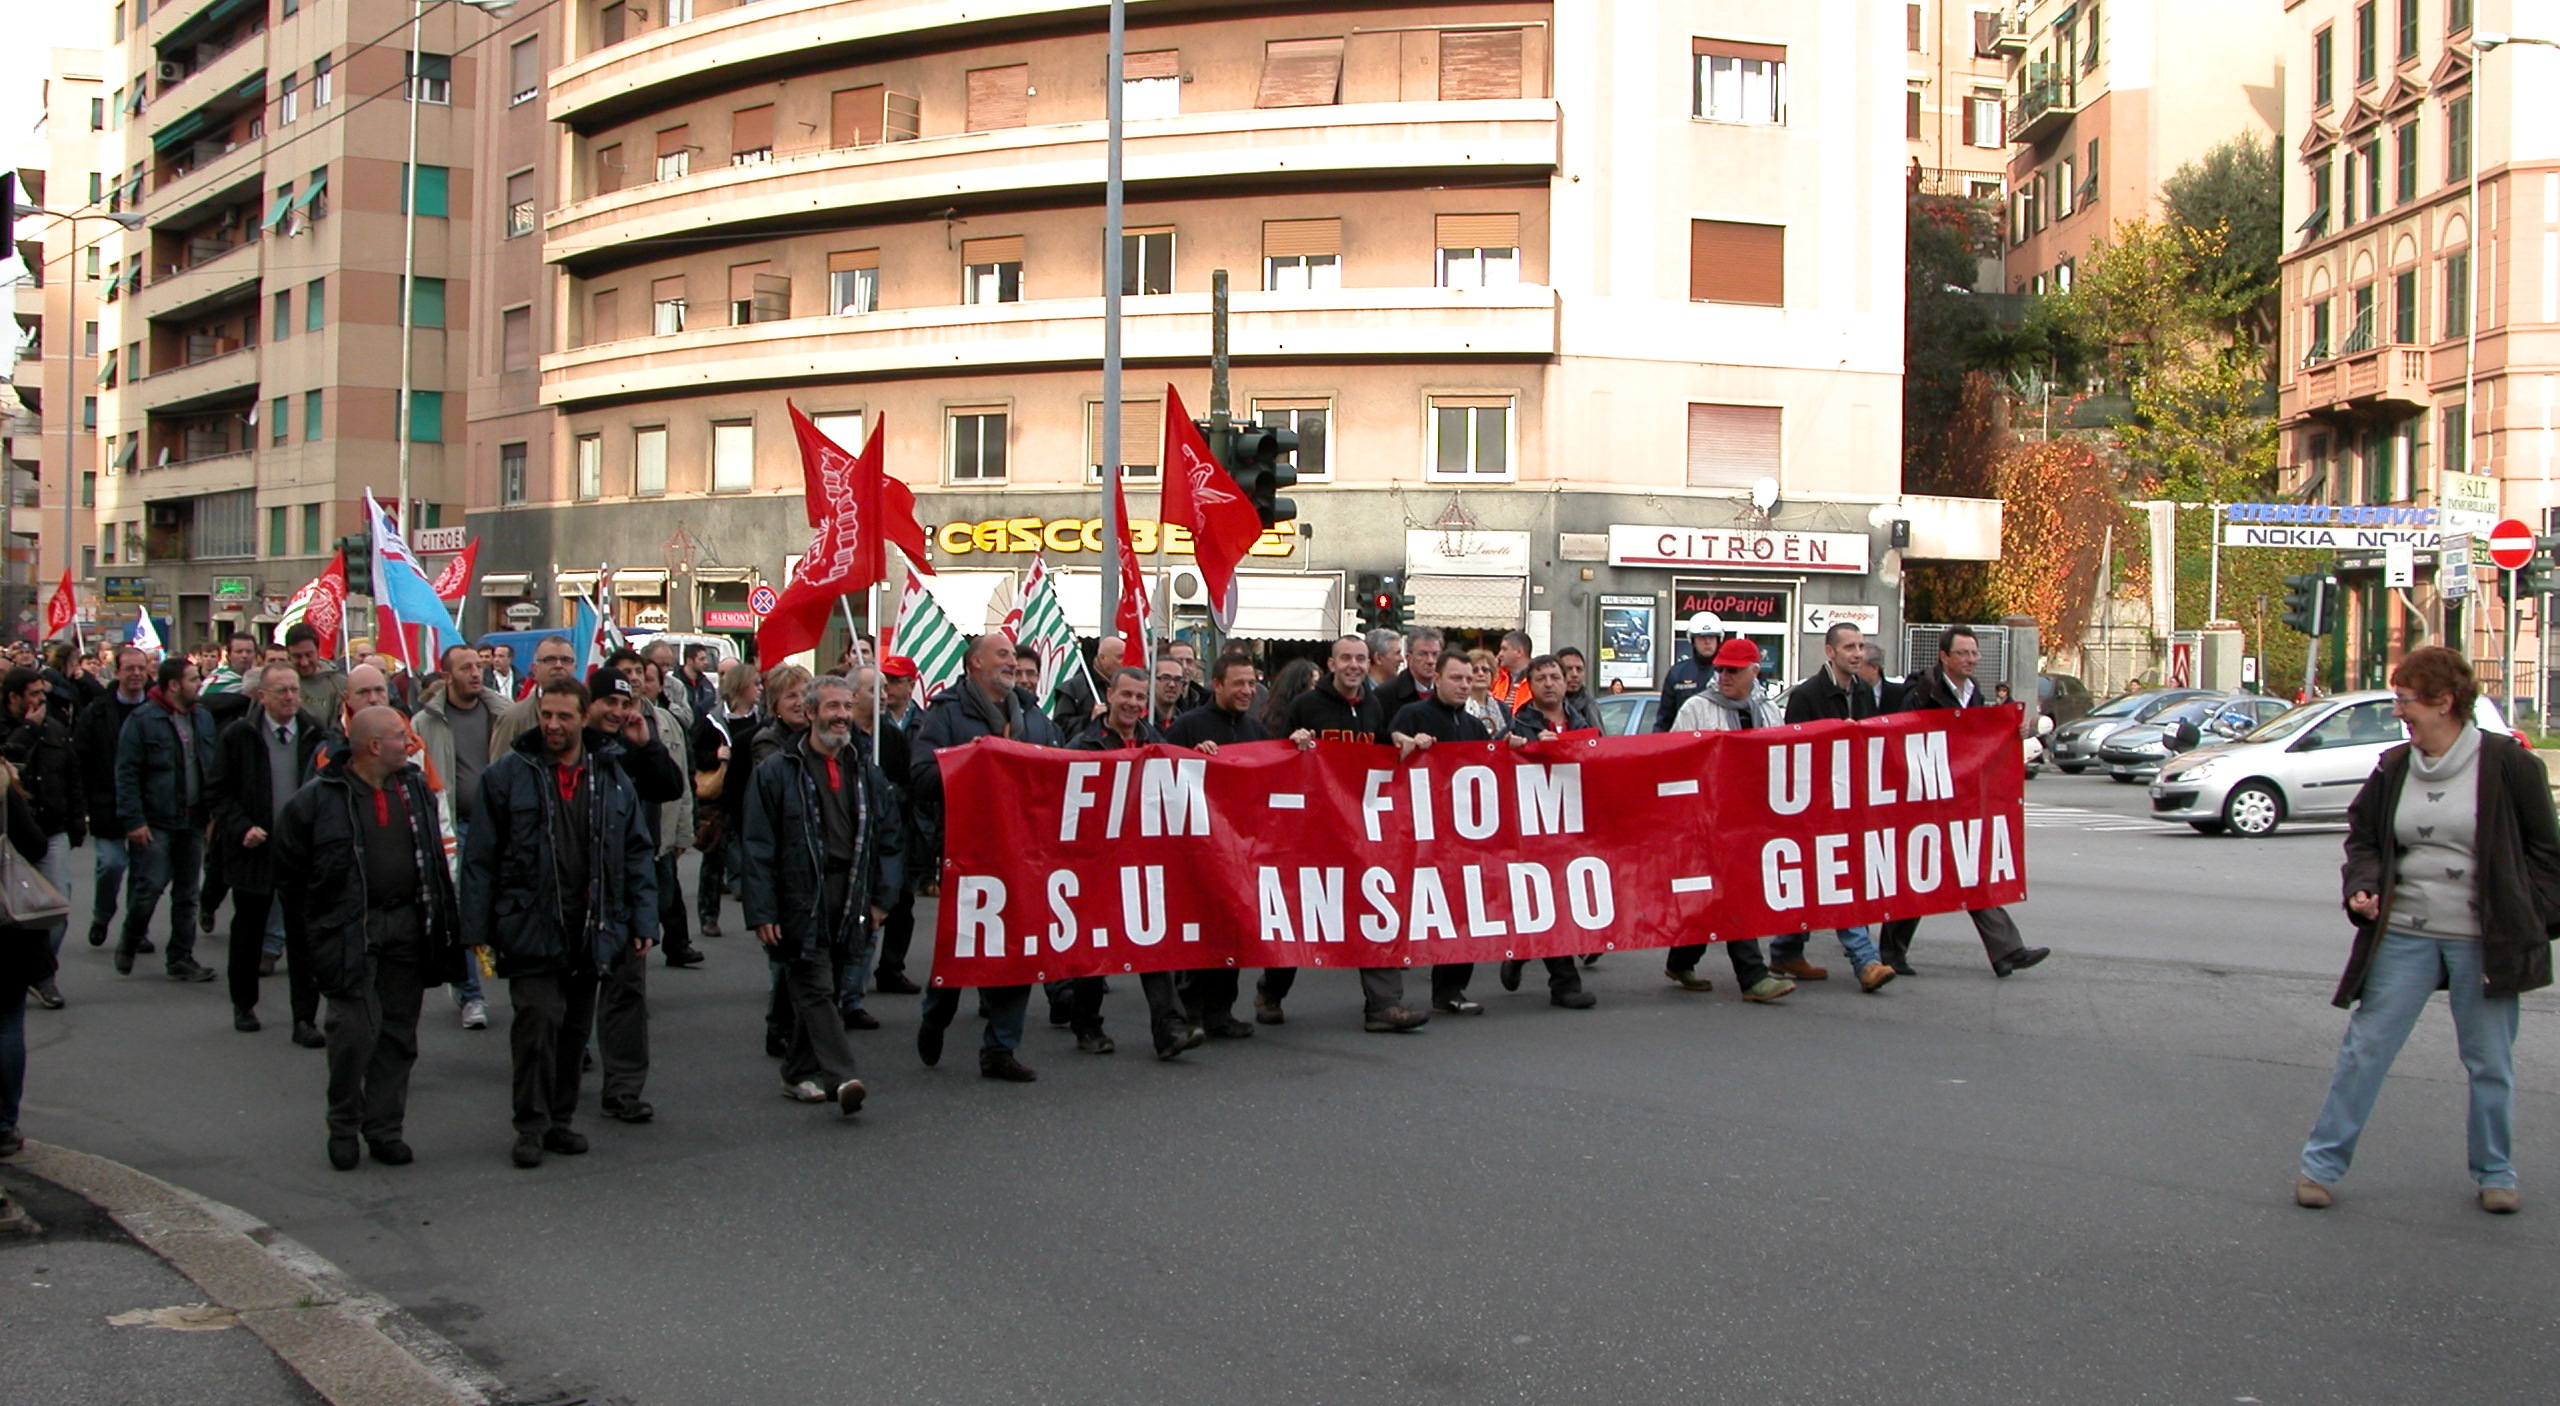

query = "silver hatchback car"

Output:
[[2147, 690, 2521, 837]]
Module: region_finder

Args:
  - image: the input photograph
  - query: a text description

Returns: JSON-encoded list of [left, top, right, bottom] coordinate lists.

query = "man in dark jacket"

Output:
[[741, 674, 897, 1117], [911, 633, 1040, 1081], [1765, 623, 1897, 987], [2, 667, 83, 1009], [73, 646, 152, 951], [1651, 612, 1725, 733], [1047, 637, 1120, 736], [1875, 625, 2049, 978], [1374, 627, 1442, 724], [460, 678, 660, 1168], [1494, 656, 1598, 1009], [864, 663, 925, 995], [113, 656, 219, 982], [274, 707, 465, 1171], [1390, 654, 1496, 1018], [834, 665, 910, 1022], [207, 662, 327, 1039], [1162, 651, 1270, 1038], [1061, 667, 1206, 1061], [691, 658, 764, 939], [581, 668, 687, 1124]]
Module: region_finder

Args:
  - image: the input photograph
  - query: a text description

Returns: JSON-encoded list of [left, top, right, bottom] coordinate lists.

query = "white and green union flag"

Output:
[[1000, 554, 1085, 708], [889, 569, 968, 703]]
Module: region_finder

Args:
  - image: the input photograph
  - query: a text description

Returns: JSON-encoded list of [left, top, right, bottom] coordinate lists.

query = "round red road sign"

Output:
[[2489, 519, 2537, 571]]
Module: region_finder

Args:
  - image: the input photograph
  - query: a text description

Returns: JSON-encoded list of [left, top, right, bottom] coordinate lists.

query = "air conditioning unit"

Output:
[[156, 61, 185, 84], [1167, 566, 1208, 606]]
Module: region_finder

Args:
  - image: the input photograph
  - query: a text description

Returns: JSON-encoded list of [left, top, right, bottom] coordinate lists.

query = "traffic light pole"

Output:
[[1098, 0, 1126, 650]]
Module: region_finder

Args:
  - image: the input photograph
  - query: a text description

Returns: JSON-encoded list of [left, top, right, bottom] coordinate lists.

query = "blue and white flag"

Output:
[[365, 497, 465, 661]]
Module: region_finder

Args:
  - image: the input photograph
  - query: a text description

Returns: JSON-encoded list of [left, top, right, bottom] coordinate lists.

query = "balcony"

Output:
[[149, 131, 264, 228], [2008, 68, 2078, 144], [1987, 15, 2031, 55], [137, 239, 260, 324], [150, 20, 267, 124], [2284, 340, 2435, 423], [134, 345, 259, 414], [542, 284, 1559, 407], [546, 101, 1562, 268]]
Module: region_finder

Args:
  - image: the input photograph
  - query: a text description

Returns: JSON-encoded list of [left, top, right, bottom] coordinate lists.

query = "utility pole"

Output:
[[1098, 0, 1127, 640]]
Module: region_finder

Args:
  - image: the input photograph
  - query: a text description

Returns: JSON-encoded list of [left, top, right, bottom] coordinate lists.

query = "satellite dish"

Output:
[[1750, 477, 1780, 512]]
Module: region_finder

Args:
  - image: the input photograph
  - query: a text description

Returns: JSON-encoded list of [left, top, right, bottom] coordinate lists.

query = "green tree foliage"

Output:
[[2160, 132, 2283, 343]]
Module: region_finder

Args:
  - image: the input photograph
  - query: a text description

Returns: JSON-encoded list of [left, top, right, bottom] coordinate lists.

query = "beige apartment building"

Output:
[[1999, 0, 2281, 292], [476, 0, 1967, 677], [1906, 0, 2016, 203], [49, 0, 496, 648], [10, 49, 109, 638], [2276, 0, 2560, 696]]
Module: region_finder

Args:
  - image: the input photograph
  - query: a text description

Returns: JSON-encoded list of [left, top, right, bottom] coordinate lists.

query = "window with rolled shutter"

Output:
[[594, 143, 623, 195], [962, 236, 1025, 265], [590, 288, 619, 343], [1688, 219, 1784, 305], [1686, 403, 1782, 489], [833, 86, 884, 146], [1437, 213, 1521, 249], [1124, 49, 1180, 79], [1257, 38, 1344, 107], [730, 104, 774, 162], [967, 65, 1030, 131], [1087, 397, 1165, 477], [1438, 29, 1523, 100], [501, 306, 532, 369], [1265, 218, 1342, 258]]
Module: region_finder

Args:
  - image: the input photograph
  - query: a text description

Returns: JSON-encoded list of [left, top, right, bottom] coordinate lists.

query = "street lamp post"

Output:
[[12, 205, 143, 641]]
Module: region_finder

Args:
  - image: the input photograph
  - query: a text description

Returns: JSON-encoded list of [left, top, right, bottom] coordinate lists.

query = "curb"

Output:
[[9, 1140, 512, 1406]]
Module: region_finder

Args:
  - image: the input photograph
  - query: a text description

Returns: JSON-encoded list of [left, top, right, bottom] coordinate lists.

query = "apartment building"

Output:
[[10, 49, 109, 639], [2276, 0, 2560, 692], [59, 0, 495, 647], [1906, 1, 2016, 204], [474, 0, 1971, 677], [1998, 0, 2281, 292]]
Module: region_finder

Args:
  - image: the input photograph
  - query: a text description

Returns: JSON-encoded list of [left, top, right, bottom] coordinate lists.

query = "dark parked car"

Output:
[[2037, 672, 2095, 726], [2047, 689, 2219, 773], [2096, 694, 2289, 782]]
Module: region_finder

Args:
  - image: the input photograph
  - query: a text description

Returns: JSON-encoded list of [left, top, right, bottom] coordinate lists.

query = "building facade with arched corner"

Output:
[[467, 0, 1992, 679]]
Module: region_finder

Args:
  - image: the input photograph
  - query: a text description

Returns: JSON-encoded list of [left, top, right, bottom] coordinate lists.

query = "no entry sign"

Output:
[[2489, 519, 2536, 571]]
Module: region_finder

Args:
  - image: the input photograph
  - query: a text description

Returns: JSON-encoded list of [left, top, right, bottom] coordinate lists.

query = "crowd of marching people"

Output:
[[0, 614, 2051, 1170]]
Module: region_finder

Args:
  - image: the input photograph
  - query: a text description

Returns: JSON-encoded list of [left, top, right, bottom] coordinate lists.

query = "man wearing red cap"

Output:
[[1664, 637, 1798, 1004]]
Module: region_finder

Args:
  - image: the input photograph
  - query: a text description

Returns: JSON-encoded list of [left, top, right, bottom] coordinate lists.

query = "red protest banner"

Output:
[[930, 706, 2027, 986]]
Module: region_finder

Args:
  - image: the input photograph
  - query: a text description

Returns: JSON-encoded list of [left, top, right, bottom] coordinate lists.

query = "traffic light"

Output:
[[1355, 572, 1406, 632], [337, 534, 373, 598], [2280, 572, 2333, 636], [2523, 536, 2560, 597], [1225, 422, 1301, 529]]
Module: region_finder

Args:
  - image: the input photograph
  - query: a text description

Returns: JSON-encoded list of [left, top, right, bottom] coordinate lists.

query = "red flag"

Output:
[[758, 405, 930, 661], [279, 551, 349, 656], [1109, 469, 1151, 668], [429, 538, 479, 603], [43, 569, 78, 639], [1158, 385, 1266, 630]]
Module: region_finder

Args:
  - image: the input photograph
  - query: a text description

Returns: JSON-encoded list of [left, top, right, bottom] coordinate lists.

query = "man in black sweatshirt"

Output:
[[1162, 651, 1267, 1037], [1389, 654, 1494, 1017]]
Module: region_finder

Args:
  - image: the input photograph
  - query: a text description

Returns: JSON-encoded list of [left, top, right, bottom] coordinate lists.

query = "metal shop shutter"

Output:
[[1406, 574, 1526, 630]]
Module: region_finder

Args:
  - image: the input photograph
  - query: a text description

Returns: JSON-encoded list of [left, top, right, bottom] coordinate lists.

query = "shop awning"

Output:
[[151, 110, 212, 155], [1227, 574, 1340, 641], [479, 573, 531, 597], [608, 569, 666, 597], [1407, 573, 1524, 630]]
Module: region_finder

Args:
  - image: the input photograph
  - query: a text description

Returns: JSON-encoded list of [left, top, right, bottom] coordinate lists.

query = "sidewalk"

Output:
[[0, 1143, 512, 1406]]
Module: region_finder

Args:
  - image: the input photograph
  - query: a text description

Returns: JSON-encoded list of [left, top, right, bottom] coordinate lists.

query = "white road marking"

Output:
[[2022, 802, 2165, 833]]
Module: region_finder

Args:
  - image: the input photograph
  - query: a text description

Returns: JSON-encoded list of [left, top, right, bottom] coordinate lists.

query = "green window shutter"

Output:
[[407, 390, 444, 443]]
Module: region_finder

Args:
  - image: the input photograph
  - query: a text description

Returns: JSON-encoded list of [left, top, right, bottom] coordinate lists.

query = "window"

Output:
[[1253, 401, 1330, 480], [2354, 3, 2376, 85], [304, 390, 324, 441], [730, 104, 774, 165], [2357, 138, 2382, 222], [963, 236, 1024, 304], [830, 85, 920, 146], [270, 396, 289, 446], [509, 37, 541, 105], [1908, 3, 1925, 50], [2308, 158, 2334, 237], [599, 0, 626, 45], [84, 248, 99, 280], [500, 443, 528, 505], [313, 56, 333, 108], [272, 290, 290, 340], [1437, 214, 1520, 288], [950, 411, 1007, 482], [2442, 403, 2467, 473], [82, 321, 98, 357], [828, 250, 879, 314], [1256, 37, 1344, 108], [1964, 90, 2003, 147], [1686, 403, 1783, 490], [2393, 268, 2419, 342], [402, 165, 449, 217], [409, 52, 452, 104], [655, 126, 691, 181], [1438, 27, 1524, 100], [711, 420, 755, 491], [82, 397, 97, 431], [1086, 397, 1163, 482], [1123, 229, 1174, 295], [595, 144, 625, 195], [591, 288, 621, 342], [2083, 3, 2100, 67], [652, 276, 686, 335], [2309, 299, 2334, 359], [1906, 89, 1923, 140], [2394, 120, 2418, 205], [2349, 284, 2376, 349], [634, 426, 668, 496], [268, 507, 288, 557], [666, 0, 693, 20], [2445, 93, 2471, 182], [108, 90, 122, 131], [280, 74, 299, 125], [305, 277, 325, 331], [505, 171, 535, 237], [728, 262, 788, 324], [811, 413, 866, 454], [502, 306, 532, 370], [407, 391, 444, 444], [1265, 218, 1342, 290], [2450, 0, 2473, 34], [87, 171, 101, 204], [1693, 39, 1787, 125], [301, 505, 323, 555], [1122, 50, 1181, 118], [1690, 219, 1784, 305], [2057, 156, 2078, 216], [81, 472, 96, 508], [281, 0, 296, 14], [2084, 136, 2101, 195], [2396, 0, 2418, 61], [576, 433, 602, 499], [966, 64, 1029, 131], [2444, 250, 2470, 338], [1429, 398, 1512, 480], [111, 4, 122, 41], [407, 276, 446, 328]]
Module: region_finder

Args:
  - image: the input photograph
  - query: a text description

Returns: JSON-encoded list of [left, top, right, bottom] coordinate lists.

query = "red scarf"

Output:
[[553, 759, 582, 807]]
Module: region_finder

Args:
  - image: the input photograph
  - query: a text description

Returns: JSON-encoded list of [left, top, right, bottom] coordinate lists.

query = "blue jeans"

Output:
[[920, 983, 1030, 1056], [836, 915, 879, 1018], [1770, 925, 1880, 968], [447, 820, 482, 1006], [89, 832, 129, 935], [122, 824, 204, 968], [39, 833, 71, 956], [2301, 930, 2520, 1189]]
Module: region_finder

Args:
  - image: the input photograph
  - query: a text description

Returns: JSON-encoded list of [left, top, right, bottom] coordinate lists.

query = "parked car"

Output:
[[2046, 689, 2220, 773], [2148, 690, 2524, 837], [1595, 692, 1661, 736], [2097, 694, 2289, 782], [2037, 672, 2096, 727]]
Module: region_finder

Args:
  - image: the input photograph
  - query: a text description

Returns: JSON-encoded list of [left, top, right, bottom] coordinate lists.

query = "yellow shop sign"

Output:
[[934, 516, 1295, 558]]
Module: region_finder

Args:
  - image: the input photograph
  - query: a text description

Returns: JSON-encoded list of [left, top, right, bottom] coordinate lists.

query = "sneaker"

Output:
[[1741, 976, 1797, 1002], [1771, 959, 1829, 981], [1993, 946, 2052, 978], [601, 1099, 654, 1124], [292, 1021, 326, 1049], [1151, 1020, 1204, 1061], [664, 947, 705, 969], [1363, 1006, 1430, 1033], [979, 1051, 1038, 1082], [1431, 995, 1484, 1015], [1858, 962, 1897, 993], [1202, 1014, 1255, 1040], [459, 999, 489, 1030], [512, 1135, 545, 1169], [699, 917, 722, 939], [836, 1079, 867, 1115], [233, 1009, 261, 1033], [872, 972, 921, 995], [1075, 1030, 1117, 1055], [2294, 1177, 2332, 1209], [2481, 1187, 2520, 1214], [1253, 994, 1286, 1025], [0, 1127, 22, 1158], [540, 1127, 589, 1156], [1665, 967, 1715, 992], [200, 907, 219, 935], [1551, 989, 1597, 1010], [167, 959, 216, 983], [30, 980, 63, 1010], [781, 1080, 830, 1103]]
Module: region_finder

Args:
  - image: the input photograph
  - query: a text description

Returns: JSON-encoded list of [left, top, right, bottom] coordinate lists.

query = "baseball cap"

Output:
[[586, 666, 635, 700], [1711, 637, 1763, 670], [1685, 612, 1725, 636], [880, 655, 920, 680]]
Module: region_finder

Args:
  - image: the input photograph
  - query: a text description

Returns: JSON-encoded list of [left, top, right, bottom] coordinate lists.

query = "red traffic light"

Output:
[[1370, 592, 1394, 611]]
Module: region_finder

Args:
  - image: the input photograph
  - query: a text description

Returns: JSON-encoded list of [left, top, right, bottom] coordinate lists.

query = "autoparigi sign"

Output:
[[929, 708, 2027, 984]]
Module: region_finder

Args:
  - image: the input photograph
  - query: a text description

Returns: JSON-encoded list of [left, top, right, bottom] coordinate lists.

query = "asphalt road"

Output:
[[13, 774, 2560, 1406]]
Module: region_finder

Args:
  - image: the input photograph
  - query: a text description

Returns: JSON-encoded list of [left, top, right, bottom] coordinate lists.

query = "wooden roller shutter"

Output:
[[1692, 37, 1787, 63], [1688, 219, 1784, 305], [961, 235, 1025, 265], [1124, 49, 1180, 79], [593, 143, 624, 195], [1257, 38, 1344, 107], [1087, 397, 1165, 469], [728, 262, 772, 302], [828, 248, 879, 272], [1438, 29, 1524, 100], [967, 64, 1030, 131], [589, 288, 619, 342], [650, 275, 685, 303], [1436, 213, 1521, 248], [730, 104, 773, 153], [832, 86, 884, 146], [1263, 218, 1342, 257], [1685, 403, 1782, 489], [655, 124, 690, 156]]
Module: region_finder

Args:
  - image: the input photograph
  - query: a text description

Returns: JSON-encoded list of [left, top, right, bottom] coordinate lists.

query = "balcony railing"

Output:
[[2008, 68, 2077, 143], [2287, 340, 2433, 421]]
